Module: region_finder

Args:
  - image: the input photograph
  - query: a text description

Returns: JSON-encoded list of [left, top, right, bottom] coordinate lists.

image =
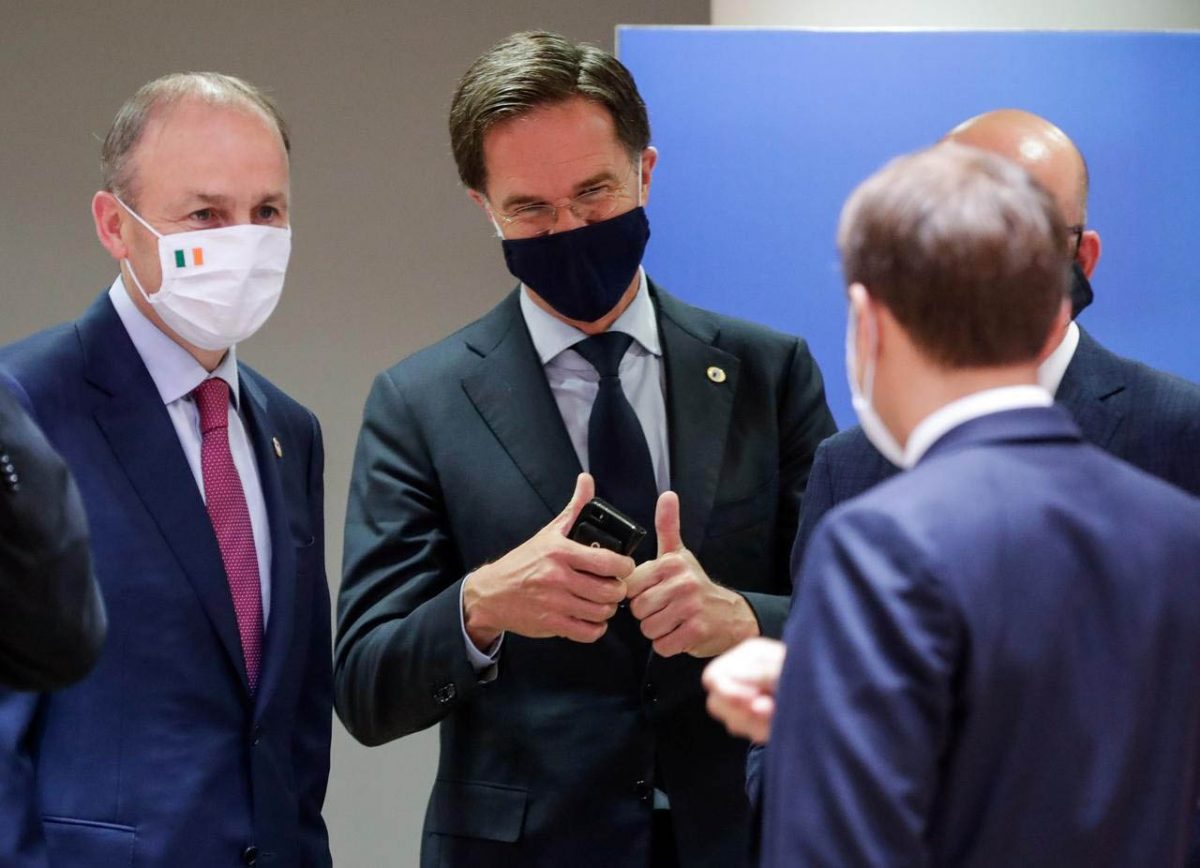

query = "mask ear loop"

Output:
[[484, 205, 504, 240], [112, 195, 164, 301], [113, 195, 164, 239]]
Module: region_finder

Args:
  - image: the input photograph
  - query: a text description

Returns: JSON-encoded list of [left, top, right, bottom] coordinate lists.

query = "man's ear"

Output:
[[1077, 229, 1101, 278], [639, 146, 659, 206], [847, 283, 874, 388], [92, 191, 129, 262], [467, 188, 503, 239]]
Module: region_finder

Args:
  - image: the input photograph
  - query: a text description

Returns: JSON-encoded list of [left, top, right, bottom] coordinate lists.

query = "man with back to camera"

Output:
[[730, 142, 1200, 865], [0, 371, 106, 691], [0, 73, 332, 866], [732, 109, 1200, 857], [335, 30, 836, 868]]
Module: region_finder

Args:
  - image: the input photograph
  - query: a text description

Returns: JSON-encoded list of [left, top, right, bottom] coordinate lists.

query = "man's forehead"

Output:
[[481, 98, 628, 196]]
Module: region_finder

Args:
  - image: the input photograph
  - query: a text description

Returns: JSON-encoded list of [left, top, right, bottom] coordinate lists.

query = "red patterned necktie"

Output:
[[193, 378, 263, 693]]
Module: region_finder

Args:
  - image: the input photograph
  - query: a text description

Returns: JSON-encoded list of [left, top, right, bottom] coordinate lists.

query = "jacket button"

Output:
[[241, 845, 259, 866], [433, 683, 457, 704], [634, 779, 653, 803]]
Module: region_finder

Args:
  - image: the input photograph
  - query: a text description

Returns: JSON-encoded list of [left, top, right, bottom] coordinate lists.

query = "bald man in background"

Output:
[[731, 107, 1200, 864]]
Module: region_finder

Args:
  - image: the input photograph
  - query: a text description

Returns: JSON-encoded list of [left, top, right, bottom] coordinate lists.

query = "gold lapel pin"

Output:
[[706, 365, 727, 384], [272, 436, 284, 459]]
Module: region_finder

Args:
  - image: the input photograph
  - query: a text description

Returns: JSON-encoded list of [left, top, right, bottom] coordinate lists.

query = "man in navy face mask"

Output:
[[337, 30, 836, 868]]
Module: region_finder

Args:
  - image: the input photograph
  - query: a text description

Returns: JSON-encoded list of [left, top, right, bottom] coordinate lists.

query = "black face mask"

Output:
[[501, 207, 651, 323], [1070, 261, 1094, 318]]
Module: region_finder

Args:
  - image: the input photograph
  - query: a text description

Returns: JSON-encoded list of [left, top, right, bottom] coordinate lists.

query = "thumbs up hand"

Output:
[[464, 473, 633, 649], [624, 491, 760, 658]]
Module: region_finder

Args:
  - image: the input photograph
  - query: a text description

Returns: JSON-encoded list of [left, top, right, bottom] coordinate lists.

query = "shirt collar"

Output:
[[905, 384, 1053, 466], [518, 268, 662, 366], [1036, 320, 1080, 396], [108, 276, 240, 408]]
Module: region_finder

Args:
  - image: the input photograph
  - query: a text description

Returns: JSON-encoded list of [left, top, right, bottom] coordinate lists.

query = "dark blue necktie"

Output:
[[573, 332, 658, 561]]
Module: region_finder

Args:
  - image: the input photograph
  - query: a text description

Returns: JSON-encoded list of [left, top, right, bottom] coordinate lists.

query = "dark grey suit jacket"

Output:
[[336, 282, 836, 868], [0, 370, 104, 691]]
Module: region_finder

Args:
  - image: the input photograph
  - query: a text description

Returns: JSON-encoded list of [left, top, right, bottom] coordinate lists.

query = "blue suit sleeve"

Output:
[[788, 438, 837, 582], [747, 438, 836, 831], [293, 413, 333, 866], [763, 508, 959, 868], [0, 692, 49, 865]]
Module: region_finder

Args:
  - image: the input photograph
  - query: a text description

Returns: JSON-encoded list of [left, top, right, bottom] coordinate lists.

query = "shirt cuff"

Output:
[[460, 574, 503, 679]]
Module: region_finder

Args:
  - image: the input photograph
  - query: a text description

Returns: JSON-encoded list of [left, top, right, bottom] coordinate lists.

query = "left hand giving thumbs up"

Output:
[[624, 491, 761, 658]]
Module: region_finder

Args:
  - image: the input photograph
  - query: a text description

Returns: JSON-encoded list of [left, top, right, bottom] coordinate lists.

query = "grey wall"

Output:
[[0, 1, 706, 865]]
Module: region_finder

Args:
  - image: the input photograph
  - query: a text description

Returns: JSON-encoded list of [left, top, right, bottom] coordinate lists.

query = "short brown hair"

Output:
[[101, 72, 291, 206], [837, 142, 1069, 368], [449, 31, 650, 193]]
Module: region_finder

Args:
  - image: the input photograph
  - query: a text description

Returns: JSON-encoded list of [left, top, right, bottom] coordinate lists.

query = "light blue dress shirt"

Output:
[[460, 269, 669, 671], [109, 278, 273, 623]]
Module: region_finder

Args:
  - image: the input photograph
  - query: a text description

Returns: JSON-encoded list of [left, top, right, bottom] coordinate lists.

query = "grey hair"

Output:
[[101, 72, 290, 205]]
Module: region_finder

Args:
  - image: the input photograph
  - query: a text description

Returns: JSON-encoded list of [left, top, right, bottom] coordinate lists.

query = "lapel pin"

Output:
[[272, 436, 284, 459], [706, 365, 727, 384]]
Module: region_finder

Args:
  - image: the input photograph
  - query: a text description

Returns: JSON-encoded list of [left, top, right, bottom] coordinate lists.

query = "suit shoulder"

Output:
[[239, 363, 317, 425], [0, 321, 84, 398], [373, 300, 512, 391], [653, 283, 802, 348], [817, 426, 874, 460], [1125, 357, 1200, 425]]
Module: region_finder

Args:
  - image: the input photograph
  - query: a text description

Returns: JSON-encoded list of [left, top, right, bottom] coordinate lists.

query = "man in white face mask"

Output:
[[0, 73, 332, 866], [708, 143, 1200, 866]]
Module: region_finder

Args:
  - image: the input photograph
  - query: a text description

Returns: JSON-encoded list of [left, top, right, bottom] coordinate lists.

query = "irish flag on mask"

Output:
[[173, 247, 205, 269]]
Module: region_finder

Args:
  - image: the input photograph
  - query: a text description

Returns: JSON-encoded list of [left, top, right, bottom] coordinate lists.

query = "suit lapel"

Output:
[[238, 373, 295, 714], [1055, 328, 1128, 451], [461, 292, 582, 517], [80, 296, 250, 694], [653, 286, 740, 549]]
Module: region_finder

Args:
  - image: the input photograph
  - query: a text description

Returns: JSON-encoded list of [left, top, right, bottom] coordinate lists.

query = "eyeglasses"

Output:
[[1067, 224, 1084, 254], [492, 163, 640, 237]]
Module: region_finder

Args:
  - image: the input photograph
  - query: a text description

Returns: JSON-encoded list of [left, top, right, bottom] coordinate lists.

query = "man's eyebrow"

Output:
[[177, 191, 289, 207], [498, 171, 620, 211]]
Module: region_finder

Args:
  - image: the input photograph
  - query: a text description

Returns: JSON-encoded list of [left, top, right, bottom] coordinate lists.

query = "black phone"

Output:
[[568, 498, 646, 556]]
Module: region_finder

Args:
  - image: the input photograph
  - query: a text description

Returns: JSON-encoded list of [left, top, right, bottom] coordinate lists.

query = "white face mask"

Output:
[[117, 197, 291, 351], [845, 293, 910, 469]]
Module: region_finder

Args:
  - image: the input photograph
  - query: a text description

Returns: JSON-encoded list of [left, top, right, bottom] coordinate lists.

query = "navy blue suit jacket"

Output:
[[747, 328, 1200, 829], [764, 406, 1200, 866], [0, 294, 332, 867]]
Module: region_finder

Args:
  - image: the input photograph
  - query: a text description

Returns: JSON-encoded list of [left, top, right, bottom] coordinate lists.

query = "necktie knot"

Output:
[[193, 378, 231, 436], [574, 331, 635, 379]]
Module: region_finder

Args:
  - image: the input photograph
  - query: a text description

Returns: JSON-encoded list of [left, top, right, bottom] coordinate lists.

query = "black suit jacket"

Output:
[[336, 282, 836, 868], [0, 371, 105, 691], [746, 326, 1200, 860]]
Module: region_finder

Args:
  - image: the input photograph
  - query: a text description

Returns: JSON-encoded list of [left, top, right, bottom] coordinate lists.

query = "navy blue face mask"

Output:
[[1070, 261, 1094, 318], [501, 207, 651, 323]]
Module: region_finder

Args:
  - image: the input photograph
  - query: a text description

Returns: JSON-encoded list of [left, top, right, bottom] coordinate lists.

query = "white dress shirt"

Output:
[[1038, 321, 1081, 396], [109, 278, 272, 623], [460, 269, 669, 672], [520, 268, 670, 492], [904, 384, 1054, 467]]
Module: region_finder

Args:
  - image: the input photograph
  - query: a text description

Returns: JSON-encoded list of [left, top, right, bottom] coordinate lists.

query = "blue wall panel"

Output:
[[618, 28, 1199, 425]]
